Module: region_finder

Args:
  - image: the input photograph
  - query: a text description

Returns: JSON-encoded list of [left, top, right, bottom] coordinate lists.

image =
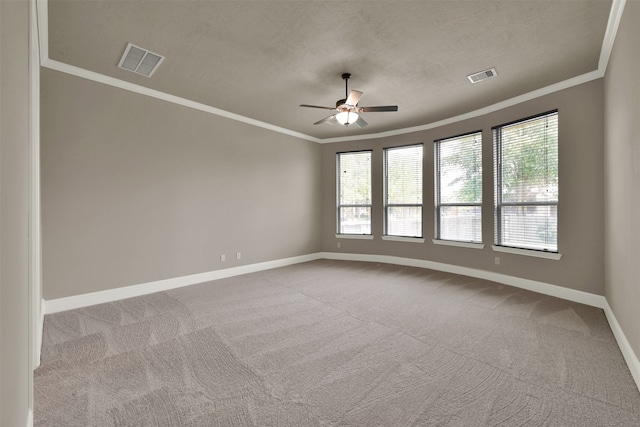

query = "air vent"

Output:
[[118, 43, 165, 77], [467, 68, 498, 84]]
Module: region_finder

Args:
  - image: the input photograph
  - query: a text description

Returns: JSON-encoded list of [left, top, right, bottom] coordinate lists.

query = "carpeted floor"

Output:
[[35, 260, 640, 426]]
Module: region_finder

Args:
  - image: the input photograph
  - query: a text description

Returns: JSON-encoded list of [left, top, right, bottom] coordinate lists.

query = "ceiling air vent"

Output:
[[118, 43, 165, 77], [467, 68, 498, 84]]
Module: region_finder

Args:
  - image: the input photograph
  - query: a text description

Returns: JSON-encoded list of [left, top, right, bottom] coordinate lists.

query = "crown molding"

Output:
[[599, 0, 627, 74], [320, 70, 604, 144], [36, 0, 624, 144], [35, 2, 321, 143], [41, 58, 322, 143], [36, 0, 48, 65]]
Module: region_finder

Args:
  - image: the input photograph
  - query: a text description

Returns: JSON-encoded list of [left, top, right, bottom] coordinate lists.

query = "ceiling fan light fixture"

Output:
[[336, 111, 359, 125], [300, 73, 396, 128]]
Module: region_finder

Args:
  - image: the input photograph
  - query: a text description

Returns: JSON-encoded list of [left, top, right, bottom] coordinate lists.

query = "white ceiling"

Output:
[[44, 0, 613, 140]]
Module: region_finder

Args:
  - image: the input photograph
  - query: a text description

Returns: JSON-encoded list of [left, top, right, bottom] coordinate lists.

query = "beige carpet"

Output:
[[35, 260, 640, 426]]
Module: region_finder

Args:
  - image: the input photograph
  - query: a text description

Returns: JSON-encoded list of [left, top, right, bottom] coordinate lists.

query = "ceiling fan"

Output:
[[300, 73, 398, 127]]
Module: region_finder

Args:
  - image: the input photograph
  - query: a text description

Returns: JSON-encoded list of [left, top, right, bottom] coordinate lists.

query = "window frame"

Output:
[[336, 150, 373, 236], [434, 130, 483, 244], [383, 143, 424, 239], [493, 109, 559, 254]]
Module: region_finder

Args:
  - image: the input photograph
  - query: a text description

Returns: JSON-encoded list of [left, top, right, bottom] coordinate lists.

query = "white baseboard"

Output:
[[44, 253, 322, 314], [34, 299, 44, 368], [603, 301, 640, 391], [42, 251, 637, 393], [45, 251, 606, 313], [318, 252, 607, 308]]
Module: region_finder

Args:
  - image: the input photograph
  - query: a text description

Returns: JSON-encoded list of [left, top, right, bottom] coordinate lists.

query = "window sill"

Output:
[[433, 239, 485, 250], [382, 236, 425, 243], [336, 234, 374, 240], [491, 245, 562, 260]]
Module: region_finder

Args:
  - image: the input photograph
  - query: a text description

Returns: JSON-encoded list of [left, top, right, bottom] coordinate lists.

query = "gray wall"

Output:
[[604, 1, 640, 363], [321, 79, 605, 295], [42, 50, 609, 301], [1, 0, 31, 424], [41, 69, 322, 300]]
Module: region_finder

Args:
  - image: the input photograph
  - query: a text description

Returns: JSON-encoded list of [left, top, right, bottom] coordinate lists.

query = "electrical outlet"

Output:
[[337, 242, 341, 248], [495, 257, 500, 265], [220, 254, 226, 262], [236, 252, 241, 260]]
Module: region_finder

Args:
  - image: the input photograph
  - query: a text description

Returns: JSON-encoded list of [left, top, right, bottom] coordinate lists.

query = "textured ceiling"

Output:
[[46, 0, 612, 140]]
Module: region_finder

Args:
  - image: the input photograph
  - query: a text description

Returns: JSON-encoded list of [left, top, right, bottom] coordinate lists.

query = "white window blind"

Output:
[[434, 131, 483, 243], [337, 151, 372, 235], [493, 110, 558, 252], [384, 144, 423, 238]]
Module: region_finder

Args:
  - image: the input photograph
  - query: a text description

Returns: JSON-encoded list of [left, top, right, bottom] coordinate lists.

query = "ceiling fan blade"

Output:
[[314, 115, 338, 125], [359, 105, 398, 112], [300, 104, 336, 110], [354, 116, 368, 128], [345, 90, 363, 106]]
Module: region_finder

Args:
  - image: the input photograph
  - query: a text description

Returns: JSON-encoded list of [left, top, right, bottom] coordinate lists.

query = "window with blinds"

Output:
[[434, 131, 483, 243], [337, 151, 372, 235], [493, 110, 558, 252], [384, 144, 423, 238]]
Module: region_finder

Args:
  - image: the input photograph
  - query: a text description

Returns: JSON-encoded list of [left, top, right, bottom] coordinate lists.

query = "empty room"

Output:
[[1, 0, 640, 425]]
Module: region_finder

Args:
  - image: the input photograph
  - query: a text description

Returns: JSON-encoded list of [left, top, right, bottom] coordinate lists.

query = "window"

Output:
[[384, 144, 423, 238], [434, 131, 483, 243], [337, 151, 372, 235], [493, 110, 558, 252]]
